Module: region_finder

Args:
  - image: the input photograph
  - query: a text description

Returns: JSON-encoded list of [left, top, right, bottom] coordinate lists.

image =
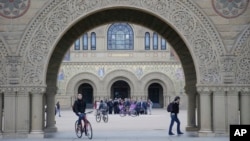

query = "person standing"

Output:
[[168, 96, 183, 135], [56, 101, 61, 117], [147, 99, 153, 115], [107, 99, 113, 114]]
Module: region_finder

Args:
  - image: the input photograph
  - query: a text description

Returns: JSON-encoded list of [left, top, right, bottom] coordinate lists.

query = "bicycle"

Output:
[[75, 111, 93, 139], [96, 109, 108, 123], [119, 106, 137, 117]]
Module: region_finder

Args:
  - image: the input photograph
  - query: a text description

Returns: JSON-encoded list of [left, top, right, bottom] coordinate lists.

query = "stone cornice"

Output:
[[61, 61, 182, 66], [0, 85, 46, 93], [196, 84, 250, 92]]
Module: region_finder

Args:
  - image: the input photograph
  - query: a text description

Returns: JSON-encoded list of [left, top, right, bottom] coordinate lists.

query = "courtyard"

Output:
[[39, 109, 228, 141]]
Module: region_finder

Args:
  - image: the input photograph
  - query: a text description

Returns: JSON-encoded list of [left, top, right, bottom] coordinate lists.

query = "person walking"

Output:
[[56, 101, 61, 117], [168, 96, 183, 135]]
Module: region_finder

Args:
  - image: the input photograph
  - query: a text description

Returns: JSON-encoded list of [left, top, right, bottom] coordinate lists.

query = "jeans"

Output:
[[169, 113, 181, 134], [77, 113, 86, 125]]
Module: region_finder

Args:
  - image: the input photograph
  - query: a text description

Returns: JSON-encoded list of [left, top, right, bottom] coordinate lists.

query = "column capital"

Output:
[[29, 86, 46, 94], [0, 85, 46, 94], [196, 86, 211, 95]]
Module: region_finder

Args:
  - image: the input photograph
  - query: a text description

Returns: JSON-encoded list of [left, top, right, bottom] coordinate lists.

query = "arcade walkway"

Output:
[[1, 109, 229, 141]]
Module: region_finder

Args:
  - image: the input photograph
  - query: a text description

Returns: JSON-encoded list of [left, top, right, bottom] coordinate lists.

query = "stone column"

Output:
[[30, 87, 45, 136], [0, 92, 2, 133], [3, 88, 16, 134], [212, 87, 226, 134], [227, 88, 239, 130], [185, 87, 197, 131], [45, 87, 57, 132], [240, 90, 250, 124], [197, 87, 212, 136], [16, 88, 30, 135]]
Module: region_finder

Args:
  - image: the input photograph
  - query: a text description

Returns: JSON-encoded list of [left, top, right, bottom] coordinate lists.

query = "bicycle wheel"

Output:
[[130, 109, 137, 117], [103, 114, 108, 123], [96, 113, 101, 122], [119, 110, 126, 117], [85, 120, 93, 139], [75, 120, 83, 138]]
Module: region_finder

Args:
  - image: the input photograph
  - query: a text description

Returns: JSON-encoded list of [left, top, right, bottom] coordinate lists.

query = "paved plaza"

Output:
[[1, 109, 229, 141]]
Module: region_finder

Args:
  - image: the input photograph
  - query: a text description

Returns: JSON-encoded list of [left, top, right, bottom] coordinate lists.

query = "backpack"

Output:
[[167, 102, 173, 112]]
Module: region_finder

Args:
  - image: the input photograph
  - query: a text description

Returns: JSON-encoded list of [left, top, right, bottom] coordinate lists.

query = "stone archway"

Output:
[[147, 83, 164, 108], [65, 72, 100, 108], [78, 83, 94, 108], [111, 80, 131, 100], [2, 0, 228, 137], [104, 70, 136, 100], [141, 72, 175, 108]]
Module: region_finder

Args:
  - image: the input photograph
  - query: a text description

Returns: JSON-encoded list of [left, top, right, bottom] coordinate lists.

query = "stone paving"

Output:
[[1, 109, 229, 141]]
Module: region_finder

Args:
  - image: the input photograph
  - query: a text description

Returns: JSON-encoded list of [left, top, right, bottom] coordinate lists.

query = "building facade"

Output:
[[0, 0, 249, 138], [56, 23, 185, 109]]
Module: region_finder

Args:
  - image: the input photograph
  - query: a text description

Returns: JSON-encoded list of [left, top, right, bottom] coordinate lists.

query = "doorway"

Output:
[[78, 83, 93, 108], [111, 80, 130, 100], [148, 83, 163, 108]]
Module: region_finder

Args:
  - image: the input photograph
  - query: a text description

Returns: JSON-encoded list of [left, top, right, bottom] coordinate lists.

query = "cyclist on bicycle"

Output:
[[73, 93, 87, 128], [98, 100, 107, 114]]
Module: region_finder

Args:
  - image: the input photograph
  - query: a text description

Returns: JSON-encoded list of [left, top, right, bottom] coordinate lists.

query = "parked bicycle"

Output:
[[75, 111, 93, 139], [96, 109, 108, 123], [119, 105, 137, 117]]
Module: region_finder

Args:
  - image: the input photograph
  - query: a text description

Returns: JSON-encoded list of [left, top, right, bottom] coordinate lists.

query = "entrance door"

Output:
[[148, 83, 163, 108], [78, 83, 93, 108], [111, 80, 130, 99]]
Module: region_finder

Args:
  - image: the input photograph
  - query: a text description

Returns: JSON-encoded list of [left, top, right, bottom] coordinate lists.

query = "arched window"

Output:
[[161, 37, 166, 50], [107, 23, 134, 50], [82, 33, 88, 50], [145, 32, 150, 50], [74, 39, 80, 50], [153, 32, 158, 50], [91, 32, 96, 50]]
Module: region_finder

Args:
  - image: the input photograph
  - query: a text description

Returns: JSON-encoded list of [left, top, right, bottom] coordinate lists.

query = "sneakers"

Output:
[[177, 132, 184, 135], [169, 132, 184, 135], [169, 132, 175, 135]]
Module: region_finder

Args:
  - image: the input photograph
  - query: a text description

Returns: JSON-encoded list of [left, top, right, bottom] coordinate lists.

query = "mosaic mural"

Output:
[[212, 0, 249, 19], [0, 0, 30, 19]]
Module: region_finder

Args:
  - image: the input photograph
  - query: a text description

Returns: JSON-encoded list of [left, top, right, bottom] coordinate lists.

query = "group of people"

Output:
[[71, 93, 183, 136], [94, 98, 153, 115]]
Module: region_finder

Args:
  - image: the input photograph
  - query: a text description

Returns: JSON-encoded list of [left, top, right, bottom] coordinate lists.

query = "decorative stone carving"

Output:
[[18, 0, 224, 85], [0, 37, 8, 85], [5, 56, 22, 84], [233, 25, 250, 84], [171, 10, 196, 36], [196, 86, 212, 95], [29, 86, 46, 94], [0, 0, 30, 19], [220, 55, 237, 84], [212, 0, 249, 19]]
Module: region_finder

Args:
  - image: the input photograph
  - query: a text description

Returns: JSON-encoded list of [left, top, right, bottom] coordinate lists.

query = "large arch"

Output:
[[19, 0, 225, 88], [232, 25, 250, 84], [5, 0, 230, 137]]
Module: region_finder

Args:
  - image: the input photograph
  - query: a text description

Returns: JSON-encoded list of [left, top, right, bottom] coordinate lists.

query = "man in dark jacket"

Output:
[[73, 93, 87, 126], [168, 96, 183, 135]]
